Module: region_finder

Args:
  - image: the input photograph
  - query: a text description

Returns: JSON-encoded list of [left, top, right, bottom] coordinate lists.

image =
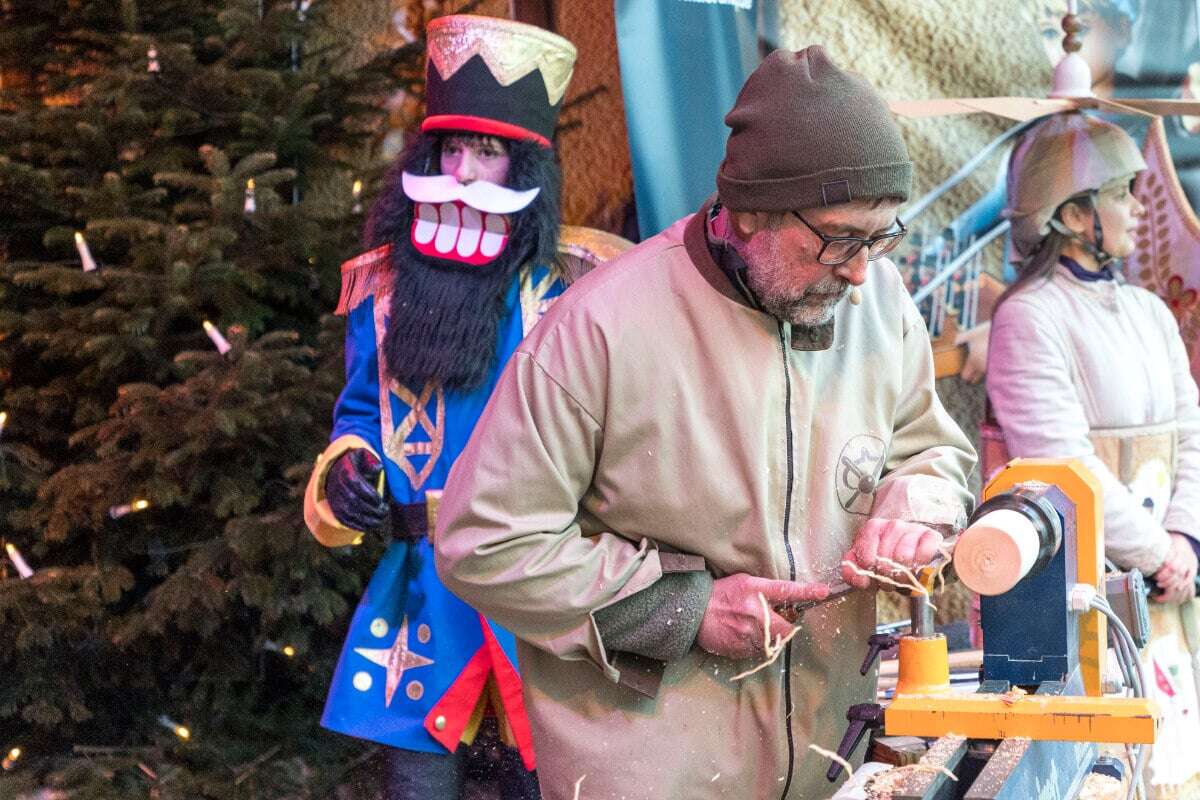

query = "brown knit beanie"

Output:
[[717, 46, 912, 212]]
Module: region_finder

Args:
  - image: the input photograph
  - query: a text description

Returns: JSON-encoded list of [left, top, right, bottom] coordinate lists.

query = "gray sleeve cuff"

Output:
[[593, 569, 714, 663]]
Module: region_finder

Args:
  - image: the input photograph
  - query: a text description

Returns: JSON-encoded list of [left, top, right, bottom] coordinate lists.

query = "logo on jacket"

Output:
[[836, 434, 886, 516]]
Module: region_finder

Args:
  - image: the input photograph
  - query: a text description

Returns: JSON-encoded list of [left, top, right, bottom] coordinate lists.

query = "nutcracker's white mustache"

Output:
[[401, 172, 540, 215]]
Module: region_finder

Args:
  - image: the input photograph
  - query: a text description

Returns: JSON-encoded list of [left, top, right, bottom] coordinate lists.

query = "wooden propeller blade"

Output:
[[889, 96, 1079, 121], [1096, 97, 1200, 117]]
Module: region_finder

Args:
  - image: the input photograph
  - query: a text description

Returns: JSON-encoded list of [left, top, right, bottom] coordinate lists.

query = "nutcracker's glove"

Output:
[[325, 448, 388, 533]]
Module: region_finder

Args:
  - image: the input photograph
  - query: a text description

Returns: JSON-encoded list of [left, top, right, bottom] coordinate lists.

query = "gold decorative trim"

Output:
[[425, 489, 443, 545], [385, 381, 445, 491], [426, 15, 577, 106], [373, 288, 445, 491], [519, 265, 558, 336], [555, 225, 633, 284]]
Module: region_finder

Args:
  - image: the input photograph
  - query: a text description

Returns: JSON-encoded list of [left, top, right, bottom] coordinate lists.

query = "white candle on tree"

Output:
[[74, 231, 97, 272], [5, 543, 33, 579], [202, 320, 232, 354]]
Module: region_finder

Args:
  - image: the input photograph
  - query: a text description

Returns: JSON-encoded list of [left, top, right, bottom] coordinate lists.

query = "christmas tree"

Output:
[[0, 1, 427, 796]]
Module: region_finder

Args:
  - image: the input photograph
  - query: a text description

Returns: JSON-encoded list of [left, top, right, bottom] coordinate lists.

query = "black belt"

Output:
[[389, 501, 429, 541]]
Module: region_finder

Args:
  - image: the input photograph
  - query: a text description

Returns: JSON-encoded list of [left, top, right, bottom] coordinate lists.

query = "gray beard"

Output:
[[747, 271, 848, 328]]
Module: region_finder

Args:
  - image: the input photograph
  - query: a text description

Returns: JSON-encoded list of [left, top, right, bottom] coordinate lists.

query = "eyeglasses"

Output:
[[791, 212, 907, 266]]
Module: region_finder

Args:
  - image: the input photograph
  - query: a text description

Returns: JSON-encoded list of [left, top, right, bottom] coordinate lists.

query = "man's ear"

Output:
[[729, 210, 764, 241]]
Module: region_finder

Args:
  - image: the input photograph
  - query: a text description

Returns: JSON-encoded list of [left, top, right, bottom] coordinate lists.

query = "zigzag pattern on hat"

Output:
[[427, 15, 576, 106]]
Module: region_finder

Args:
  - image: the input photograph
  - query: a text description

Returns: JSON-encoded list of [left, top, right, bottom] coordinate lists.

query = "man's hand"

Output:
[[1152, 532, 1199, 605], [841, 519, 944, 590], [325, 448, 389, 533], [695, 574, 829, 660]]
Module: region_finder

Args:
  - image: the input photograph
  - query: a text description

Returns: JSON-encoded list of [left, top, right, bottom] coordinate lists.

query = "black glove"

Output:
[[325, 448, 388, 533]]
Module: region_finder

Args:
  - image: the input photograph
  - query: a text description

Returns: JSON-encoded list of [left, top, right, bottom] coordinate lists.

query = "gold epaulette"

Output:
[[335, 245, 393, 315], [555, 225, 634, 284]]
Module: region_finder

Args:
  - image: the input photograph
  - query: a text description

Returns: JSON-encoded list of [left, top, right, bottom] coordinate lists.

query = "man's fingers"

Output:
[[767, 612, 798, 644], [913, 530, 942, 566], [888, 528, 924, 567], [842, 555, 871, 588], [751, 577, 831, 605], [842, 520, 883, 588], [876, 524, 905, 568]]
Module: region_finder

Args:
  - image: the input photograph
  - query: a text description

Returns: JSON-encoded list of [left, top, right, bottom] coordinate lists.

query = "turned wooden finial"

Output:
[[1062, 1, 1083, 54]]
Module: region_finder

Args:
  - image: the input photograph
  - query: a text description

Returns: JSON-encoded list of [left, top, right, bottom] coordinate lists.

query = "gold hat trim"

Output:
[[426, 15, 577, 106]]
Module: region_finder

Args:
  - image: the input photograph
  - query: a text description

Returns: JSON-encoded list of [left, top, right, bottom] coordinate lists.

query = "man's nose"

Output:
[[835, 249, 869, 286]]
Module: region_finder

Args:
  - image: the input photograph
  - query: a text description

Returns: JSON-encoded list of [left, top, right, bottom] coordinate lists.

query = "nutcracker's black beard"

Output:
[[364, 132, 560, 393]]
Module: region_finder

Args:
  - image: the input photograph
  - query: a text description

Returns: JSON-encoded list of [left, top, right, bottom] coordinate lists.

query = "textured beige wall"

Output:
[[780, 0, 1052, 218]]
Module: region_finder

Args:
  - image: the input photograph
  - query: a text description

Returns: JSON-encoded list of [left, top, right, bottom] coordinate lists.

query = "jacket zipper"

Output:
[[776, 322, 798, 800]]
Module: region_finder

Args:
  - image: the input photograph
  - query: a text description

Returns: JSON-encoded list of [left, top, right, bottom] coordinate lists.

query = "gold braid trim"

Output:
[[335, 245, 393, 315]]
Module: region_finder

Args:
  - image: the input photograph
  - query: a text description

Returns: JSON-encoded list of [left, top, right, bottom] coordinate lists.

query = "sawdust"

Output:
[[861, 763, 959, 799], [1077, 773, 1123, 800]]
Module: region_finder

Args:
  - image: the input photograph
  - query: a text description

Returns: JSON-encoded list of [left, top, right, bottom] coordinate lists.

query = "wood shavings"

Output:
[[861, 734, 965, 799], [912, 762, 959, 781], [729, 623, 801, 681], [933, 541, 955, 595], [1077, 773, 1122, 800], [729, 592, 802, 681], [875, 556, 925, 595], [842, 560, 938, 611], [999, 685, 1028, 706], [808, 743, 853, 781], [862, 763, 959, 800]]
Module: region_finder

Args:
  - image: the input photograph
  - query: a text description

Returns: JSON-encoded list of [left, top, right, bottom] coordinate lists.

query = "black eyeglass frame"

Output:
[[790, 212, 908, 266]]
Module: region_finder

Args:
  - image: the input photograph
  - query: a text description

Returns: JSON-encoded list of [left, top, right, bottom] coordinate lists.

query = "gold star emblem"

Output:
[[354, 616, 434, 707]]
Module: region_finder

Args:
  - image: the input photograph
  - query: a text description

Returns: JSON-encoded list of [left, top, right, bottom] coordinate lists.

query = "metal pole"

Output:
[[900, 122, 1034, 226]]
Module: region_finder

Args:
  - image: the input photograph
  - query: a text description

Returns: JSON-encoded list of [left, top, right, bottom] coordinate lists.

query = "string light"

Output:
[[263, 641, 297, 658], [2, 747, 20, 770], [243, 178, 256, 215], [0, 411, 8, 437], [74, 231, 97, 272], [202, 320, 231, 355], [157, 715, 190, 740], [5, 543, 33, 580], [109, 499, 150, 519], [147, 47, 160, 74], [352, 179, 363, 214]]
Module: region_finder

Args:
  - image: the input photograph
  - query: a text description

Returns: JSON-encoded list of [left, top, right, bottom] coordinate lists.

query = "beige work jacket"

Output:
[[435, 204, 976, 799]]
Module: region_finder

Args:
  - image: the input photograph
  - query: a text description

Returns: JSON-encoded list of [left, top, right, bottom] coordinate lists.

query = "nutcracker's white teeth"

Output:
[[411, 201, 509, 265]]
